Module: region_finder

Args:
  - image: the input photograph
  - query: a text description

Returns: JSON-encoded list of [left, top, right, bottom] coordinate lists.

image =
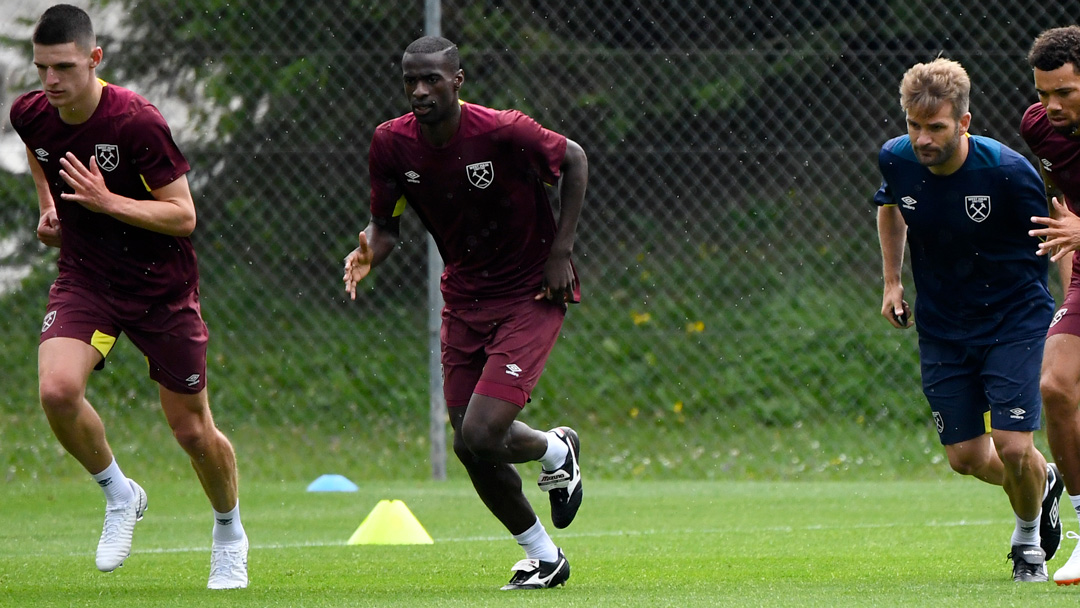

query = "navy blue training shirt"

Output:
[[874, 134, 1053, 344]]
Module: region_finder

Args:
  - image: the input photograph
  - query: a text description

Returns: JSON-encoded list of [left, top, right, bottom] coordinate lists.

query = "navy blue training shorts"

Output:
[[918, 335, 1044, 445]]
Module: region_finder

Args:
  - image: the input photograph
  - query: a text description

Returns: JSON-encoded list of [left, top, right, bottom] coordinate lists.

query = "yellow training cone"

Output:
[[347, 499, 434, 545]]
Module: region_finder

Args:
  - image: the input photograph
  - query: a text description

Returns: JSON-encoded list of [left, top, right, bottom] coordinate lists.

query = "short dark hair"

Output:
[[33, 4, 95, 51], [403, 36, 460, 71], [1028, 26, 1080, 73]]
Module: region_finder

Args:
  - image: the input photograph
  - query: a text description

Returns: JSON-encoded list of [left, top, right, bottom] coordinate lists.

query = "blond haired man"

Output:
[[876, 58, 1062, 582]]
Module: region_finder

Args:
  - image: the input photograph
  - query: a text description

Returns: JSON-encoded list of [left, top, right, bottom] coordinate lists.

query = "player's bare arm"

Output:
[[57, 151, 196, 236], [27, 147, 61, 247], [343, 218, 399, 300], [877, 204, 911, 328], [1030, 167, 1074, 288], [537, 138, 588, 302]]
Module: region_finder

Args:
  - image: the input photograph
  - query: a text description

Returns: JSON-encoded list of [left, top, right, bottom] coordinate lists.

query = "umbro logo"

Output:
[[900, 196, 917, 210], [185, 373, 201, 386], [505, 363, 522, 377], [216, 518, 232, 526], [34, 148, 48, 162], [405, 170, 420, 183], [1043, 158, 1053, 172], [1009, 407, 1026, 420]]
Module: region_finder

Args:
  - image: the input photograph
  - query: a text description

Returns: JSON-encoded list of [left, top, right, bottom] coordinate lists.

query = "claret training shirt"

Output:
[[368, 101, 578, 306], [10, 81, 196, 300], [1022, 102, 1080, 286], [1021, 102, 1080, 205], [874, 133, 1052, 344]]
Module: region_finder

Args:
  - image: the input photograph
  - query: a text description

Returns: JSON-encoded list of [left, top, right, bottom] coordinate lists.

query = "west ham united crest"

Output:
[[41, 310, 56, 333], [466, 161, 493, 189], [1052, 307, 1069, 328], [964, 195, 990, 222], [932, 411, 944, 434], [95, 143, 119, 172]]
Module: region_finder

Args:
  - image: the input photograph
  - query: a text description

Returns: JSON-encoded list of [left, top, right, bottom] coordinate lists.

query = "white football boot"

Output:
[[208, 534, 249, 589], [95, 479, 147, 572], [1054, 531, 1080, 585]]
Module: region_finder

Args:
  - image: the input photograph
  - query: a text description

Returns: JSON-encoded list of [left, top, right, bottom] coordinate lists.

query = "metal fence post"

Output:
[[425, 0, 447, 481]]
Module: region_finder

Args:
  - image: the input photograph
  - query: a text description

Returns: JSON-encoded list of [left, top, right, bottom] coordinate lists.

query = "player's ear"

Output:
[[89, 46, 103, 69], [454, 70, 464, 91], [958, 112, 971, 134]]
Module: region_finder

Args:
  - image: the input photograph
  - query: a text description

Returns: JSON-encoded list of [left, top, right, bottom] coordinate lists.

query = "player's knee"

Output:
[[452, 432, 476, 463], [170, 419, 214, 454], [947, 458, 979, 476], [38, 377, 84, 416], [946, 450, 987, 476], [995, 440, 1035, 470], [1041, 372, 1080, 413], [459, 421, 501, 461]]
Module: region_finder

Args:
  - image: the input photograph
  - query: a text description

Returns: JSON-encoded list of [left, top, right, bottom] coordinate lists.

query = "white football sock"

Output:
[[91, 459, 134, 506], [538, 431, 569, 471], [213, 501, 246, 543], [513, 517, 558, 562], [1011, 513, 1040, 547]]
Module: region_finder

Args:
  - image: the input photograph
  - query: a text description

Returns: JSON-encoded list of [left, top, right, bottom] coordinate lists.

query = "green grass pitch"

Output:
[[4, 477, 1080, 606]]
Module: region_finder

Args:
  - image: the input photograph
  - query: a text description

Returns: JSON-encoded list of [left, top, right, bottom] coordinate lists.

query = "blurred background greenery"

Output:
[[0, 0, 1066, 483]]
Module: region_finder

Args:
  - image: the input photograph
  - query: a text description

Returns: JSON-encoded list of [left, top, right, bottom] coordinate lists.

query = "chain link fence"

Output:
[[1, 0, 1073, 482]]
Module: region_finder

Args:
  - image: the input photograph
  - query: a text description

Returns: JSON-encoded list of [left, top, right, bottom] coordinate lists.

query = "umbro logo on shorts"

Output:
[[505, 363, 522, 377], [185, 373, 201, 387]]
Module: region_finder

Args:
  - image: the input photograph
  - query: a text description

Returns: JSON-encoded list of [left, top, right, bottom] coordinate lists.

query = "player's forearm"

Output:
[[1042, 166, 1062, 217], [36, 191, 56, 217], [1059, 255, 1073, 291], [27, 149, 56, 216], [551, 140, 588, 257], [877, 206, 906, 286], [364, 222, 398, 269], [99, 193, 197, 236]]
